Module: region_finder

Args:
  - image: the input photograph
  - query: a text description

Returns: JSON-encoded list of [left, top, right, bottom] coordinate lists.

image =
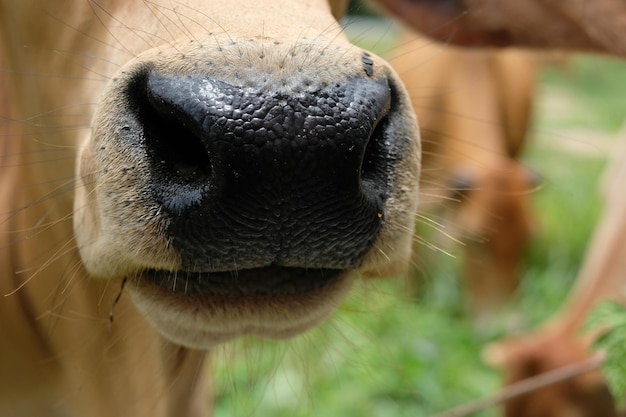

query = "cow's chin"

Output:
[[128, 267, 353, 349]]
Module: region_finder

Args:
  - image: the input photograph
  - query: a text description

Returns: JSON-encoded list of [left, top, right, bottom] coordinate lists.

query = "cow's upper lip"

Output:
[[141, 266, 344, 298]]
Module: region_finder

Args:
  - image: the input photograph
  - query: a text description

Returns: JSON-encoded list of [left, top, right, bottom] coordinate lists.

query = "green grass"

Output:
[[212, 28, 625, 417], [539, 55, 626, 131]]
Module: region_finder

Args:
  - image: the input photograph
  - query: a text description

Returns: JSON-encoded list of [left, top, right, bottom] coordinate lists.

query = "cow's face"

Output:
[[72, 0, 421, 348]]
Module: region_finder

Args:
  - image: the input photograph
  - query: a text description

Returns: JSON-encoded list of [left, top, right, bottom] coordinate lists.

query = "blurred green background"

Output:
[[211, 12, 626, 417]]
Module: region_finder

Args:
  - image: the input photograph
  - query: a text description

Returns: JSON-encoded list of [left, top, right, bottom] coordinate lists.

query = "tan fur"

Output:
[[0, 1, 421, 415], [391, 32, 537, 319]]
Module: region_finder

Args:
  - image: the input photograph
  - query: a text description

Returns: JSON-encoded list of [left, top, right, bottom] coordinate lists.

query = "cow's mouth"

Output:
[[142, 266, 345, 298], [130, 266, 352, 348]]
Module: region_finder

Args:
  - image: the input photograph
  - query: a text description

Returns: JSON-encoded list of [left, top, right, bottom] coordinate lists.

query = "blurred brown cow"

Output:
[[392, 32, 538, 322]]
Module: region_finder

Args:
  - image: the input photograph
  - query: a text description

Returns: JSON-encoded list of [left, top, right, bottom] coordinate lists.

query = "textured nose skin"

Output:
[[134, 72, 393, 271]]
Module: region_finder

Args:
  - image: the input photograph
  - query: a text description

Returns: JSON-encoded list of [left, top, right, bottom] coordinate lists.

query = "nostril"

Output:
[[127, 73, 214, 212], [143, 80, 213, 182], [360, 112, 387, 179], [360, 93, 391, 197], [151, 123, 212, 181], [147, 116, 213, 183]]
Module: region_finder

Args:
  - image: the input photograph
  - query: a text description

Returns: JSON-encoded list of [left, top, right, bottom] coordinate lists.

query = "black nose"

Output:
[[129, 71, 393, 271]]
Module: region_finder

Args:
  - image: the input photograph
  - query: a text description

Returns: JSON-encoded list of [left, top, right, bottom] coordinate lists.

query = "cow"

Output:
[[391, 32, 538, 321], [3, 1, 625, 416], [0, 1, 421, 415]]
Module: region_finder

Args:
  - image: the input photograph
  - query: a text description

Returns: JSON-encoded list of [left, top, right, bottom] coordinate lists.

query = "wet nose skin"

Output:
[[127, 71, 393, 271]]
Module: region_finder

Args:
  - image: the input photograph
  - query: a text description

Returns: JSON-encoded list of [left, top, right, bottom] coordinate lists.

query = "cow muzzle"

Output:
[[73, 36, 420, 348]]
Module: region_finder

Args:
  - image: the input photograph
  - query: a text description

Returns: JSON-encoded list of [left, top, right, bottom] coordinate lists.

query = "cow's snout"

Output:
[[74, 32, 420, 348], [129, 71, 392, 271]]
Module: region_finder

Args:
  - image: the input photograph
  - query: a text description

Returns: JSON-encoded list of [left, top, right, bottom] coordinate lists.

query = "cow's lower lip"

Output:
[[131, 266, 352, 348], [142, 266, 345, 298]]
